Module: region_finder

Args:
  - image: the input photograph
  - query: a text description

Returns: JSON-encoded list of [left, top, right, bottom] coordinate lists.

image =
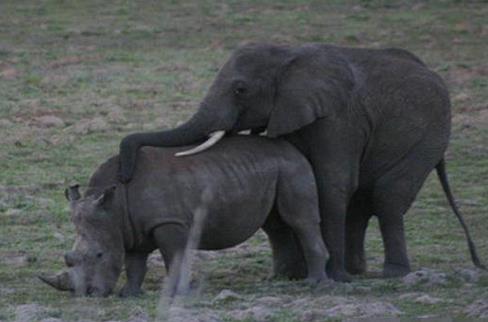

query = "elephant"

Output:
[[39, 136, 327, 297], [118, 43, 484, 281]]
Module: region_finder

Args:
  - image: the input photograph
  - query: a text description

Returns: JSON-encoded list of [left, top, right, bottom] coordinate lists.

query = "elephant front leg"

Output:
[[119, 252, 149, 297], [292, 120, 362, 282], [311, 161, 357, 283]]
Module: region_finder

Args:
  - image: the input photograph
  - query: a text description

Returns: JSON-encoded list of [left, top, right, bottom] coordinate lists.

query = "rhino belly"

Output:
[[197, 186, 275, 250]]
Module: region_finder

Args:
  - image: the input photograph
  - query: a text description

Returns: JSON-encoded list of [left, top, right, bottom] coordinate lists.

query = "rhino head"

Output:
[[40, 185, 125, 297]]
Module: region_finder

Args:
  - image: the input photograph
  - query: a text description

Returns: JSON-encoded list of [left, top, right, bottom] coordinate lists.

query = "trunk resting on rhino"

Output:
[[118, 104, 234, 182]]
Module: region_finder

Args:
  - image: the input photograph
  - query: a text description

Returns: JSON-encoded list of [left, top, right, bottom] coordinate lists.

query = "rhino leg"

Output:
[[153, 223, 189, 297], [119, 252, 149, 297]]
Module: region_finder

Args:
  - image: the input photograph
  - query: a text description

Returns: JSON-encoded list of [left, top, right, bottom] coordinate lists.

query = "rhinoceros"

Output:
[[40, 135, 327, 297]]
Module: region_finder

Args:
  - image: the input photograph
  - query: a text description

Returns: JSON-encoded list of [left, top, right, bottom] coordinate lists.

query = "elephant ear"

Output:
[[267, 52, 353, 138]]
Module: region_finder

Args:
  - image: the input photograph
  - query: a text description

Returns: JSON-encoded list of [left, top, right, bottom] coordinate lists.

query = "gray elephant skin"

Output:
[[40, 136, 327, 297], [119, 43, 484, 281]]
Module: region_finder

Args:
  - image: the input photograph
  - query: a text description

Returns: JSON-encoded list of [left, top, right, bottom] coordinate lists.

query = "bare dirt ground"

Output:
[[0, 1, 487, 321]]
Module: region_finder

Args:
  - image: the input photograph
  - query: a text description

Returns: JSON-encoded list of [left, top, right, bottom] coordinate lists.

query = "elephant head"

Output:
[[39, 185, 124, 297], [119, 43, 354, 178], [172, 43, 354, 155]]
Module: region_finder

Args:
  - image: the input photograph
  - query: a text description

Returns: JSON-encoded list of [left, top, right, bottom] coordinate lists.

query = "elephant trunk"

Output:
[[118, 100, 238, 182], [120, 101, 238, 151], [122, 106, 214, 149]]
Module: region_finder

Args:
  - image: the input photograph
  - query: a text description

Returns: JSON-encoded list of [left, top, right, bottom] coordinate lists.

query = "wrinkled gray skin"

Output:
[[40, 184, 126, 297], [41, 136, 327, 297], [119, 43, 483, 281]]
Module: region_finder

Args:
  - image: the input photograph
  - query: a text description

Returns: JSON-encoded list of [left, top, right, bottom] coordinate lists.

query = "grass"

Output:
[[0, 0, 487, 321]]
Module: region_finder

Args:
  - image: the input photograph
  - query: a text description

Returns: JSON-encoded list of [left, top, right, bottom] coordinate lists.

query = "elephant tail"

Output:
[[436, 158, 486, 270]]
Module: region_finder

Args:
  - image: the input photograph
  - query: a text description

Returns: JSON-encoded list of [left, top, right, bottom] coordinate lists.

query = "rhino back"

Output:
[[127, 136, 308, 249], [84, 136, 313, 250]]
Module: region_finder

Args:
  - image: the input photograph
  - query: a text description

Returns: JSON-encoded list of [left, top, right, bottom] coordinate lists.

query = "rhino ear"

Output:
[[65, 184, 81, 201], [94, 185, 117, 206]]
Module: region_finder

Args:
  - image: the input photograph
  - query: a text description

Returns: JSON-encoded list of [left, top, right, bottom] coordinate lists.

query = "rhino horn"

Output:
[[38, 271, 74, 292]]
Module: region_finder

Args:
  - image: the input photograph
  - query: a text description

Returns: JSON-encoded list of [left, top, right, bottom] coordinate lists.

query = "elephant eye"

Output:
[[96, 252, 103, 259], [233, 80, 249, 97], [234, 86, 247, 96]]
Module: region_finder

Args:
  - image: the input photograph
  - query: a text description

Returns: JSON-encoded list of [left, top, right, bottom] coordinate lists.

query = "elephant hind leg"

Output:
[[262, 209, 307, 280], [373, 156, 435, 278], [374, 194, 411, 278], [345, 193, 373, 275]]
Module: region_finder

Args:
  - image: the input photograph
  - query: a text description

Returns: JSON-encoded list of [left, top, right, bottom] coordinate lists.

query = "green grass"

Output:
[[1, 0, 487, 321]]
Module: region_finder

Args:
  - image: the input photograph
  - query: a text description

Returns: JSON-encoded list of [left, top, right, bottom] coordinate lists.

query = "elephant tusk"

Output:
[[175, 131, 226, 157]]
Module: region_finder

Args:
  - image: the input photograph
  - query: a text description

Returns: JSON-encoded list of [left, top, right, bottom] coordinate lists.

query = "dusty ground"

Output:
[[0, 1, 487, 321]]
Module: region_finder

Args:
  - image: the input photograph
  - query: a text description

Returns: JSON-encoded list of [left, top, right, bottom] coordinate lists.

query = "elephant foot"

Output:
[[382, 262, 410, 278], [119, 285, 144, 298], [304, 271, 328, 287], [273, 268, 307, 280], [345, 256, 367, 275], [326, 258, 352, 282], [327, 269, 352, 283], [273, 260, 307, 280], [312, 278, 338, 293]]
